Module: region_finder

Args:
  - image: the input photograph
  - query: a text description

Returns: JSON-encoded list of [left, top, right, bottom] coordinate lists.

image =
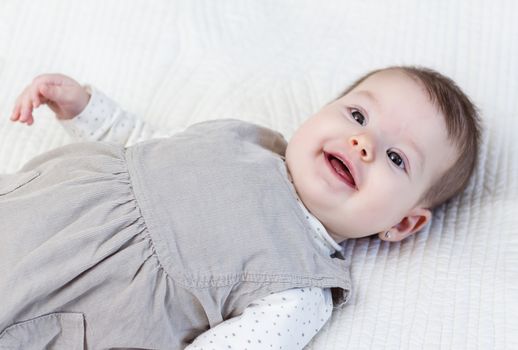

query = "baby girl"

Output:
[[1, 66, 480, 349]]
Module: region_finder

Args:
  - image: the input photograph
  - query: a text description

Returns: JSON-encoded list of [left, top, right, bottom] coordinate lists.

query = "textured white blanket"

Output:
[[0, 1, 516, 349]]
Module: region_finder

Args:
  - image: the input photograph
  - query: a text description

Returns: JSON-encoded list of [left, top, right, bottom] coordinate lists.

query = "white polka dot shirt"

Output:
[[59, 86, 344, 349]]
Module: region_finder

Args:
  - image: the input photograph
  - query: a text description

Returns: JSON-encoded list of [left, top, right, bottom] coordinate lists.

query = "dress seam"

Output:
[[122, 145, 174, 284]]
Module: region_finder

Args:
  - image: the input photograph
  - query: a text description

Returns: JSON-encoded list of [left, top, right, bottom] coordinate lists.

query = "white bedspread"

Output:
[[0, 1, 516, 349]]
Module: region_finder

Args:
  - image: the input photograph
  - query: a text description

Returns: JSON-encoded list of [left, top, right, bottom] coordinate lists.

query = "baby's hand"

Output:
[[9, 73, 90, 126]]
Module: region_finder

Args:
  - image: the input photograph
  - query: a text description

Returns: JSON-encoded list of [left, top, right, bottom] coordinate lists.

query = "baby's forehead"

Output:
[[355, 69, 430, 99], [349, 74, 437, 119]]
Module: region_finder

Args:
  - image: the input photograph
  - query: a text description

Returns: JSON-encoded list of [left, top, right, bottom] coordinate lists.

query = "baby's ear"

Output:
[[379, 207, 432, 242]]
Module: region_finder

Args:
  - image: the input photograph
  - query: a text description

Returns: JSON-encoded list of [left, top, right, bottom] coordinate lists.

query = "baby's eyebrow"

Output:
[[355, 90, 382, 113], [406, 138, 425, 175]]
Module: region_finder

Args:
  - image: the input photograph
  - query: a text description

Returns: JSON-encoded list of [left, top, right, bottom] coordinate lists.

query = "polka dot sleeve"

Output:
[[59, 85, 185, 147], [186, 287, 333, 350]]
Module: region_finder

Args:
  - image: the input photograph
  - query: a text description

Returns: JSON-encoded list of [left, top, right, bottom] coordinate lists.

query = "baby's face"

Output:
[[285, 69, 458, 242]]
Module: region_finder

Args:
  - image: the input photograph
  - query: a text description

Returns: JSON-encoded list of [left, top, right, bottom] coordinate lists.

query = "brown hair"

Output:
[[336, 66, 482, 208]]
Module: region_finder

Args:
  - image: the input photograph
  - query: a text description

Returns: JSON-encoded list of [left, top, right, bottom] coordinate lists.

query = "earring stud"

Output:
[[384, 231, 391, 239]]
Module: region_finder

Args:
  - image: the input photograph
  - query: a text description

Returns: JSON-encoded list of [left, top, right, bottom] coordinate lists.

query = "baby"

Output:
[[2, 66, 480, 349]]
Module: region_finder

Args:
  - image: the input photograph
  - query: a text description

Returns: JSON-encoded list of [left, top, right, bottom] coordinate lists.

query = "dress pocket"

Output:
[[0, 170, 40, 196], [0, 313, 85, 350]]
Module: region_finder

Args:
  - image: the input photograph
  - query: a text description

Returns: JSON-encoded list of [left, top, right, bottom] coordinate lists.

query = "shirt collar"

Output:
[[281, 156, 344, 255]]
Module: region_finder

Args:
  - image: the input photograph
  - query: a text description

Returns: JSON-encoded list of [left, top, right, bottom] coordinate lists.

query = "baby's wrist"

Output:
[[74, 85, 92, 118]]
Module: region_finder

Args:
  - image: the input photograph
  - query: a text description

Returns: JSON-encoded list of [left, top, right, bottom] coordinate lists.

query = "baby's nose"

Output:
[[349, 134, 374, 162]]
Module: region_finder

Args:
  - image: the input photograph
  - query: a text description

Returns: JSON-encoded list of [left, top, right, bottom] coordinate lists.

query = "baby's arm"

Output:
[[10, 73, 183, 147], [59, 86, 182, 146], [186, 287, 333, 349]]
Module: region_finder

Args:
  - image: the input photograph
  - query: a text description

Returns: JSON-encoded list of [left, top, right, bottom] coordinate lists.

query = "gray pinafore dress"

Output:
[[0, 119, 351, 349]]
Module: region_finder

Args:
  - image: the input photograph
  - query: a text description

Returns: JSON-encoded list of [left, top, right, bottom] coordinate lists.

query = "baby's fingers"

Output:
[[19, 96, 35, 125], [9, 93, 27, 122], [10, 86, 31, 122], [31, 85, 41, 109], [9, 103, 21, 121]]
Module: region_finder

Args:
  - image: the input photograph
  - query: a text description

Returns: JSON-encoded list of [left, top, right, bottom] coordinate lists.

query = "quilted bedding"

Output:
[[0, 1, 516, 349]]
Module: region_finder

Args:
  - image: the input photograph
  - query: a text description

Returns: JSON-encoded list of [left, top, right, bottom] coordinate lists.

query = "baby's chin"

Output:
[[329, 229, 377, 242]]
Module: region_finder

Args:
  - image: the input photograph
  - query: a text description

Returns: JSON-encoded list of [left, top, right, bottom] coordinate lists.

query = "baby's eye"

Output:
[[387, 150, 406, 170], [350, 109, 366, 126]]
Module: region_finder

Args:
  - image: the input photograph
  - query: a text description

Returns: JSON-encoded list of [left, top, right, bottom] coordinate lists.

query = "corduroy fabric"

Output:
[[0, 119, 350, 349]]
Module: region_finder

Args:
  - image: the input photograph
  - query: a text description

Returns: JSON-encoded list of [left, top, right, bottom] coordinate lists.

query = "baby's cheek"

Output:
[[364, 186, 392, 210], [358, 191, 401, 225]]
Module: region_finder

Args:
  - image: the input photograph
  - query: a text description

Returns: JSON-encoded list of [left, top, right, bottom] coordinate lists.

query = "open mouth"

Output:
[[324, 152, 357, 189]]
